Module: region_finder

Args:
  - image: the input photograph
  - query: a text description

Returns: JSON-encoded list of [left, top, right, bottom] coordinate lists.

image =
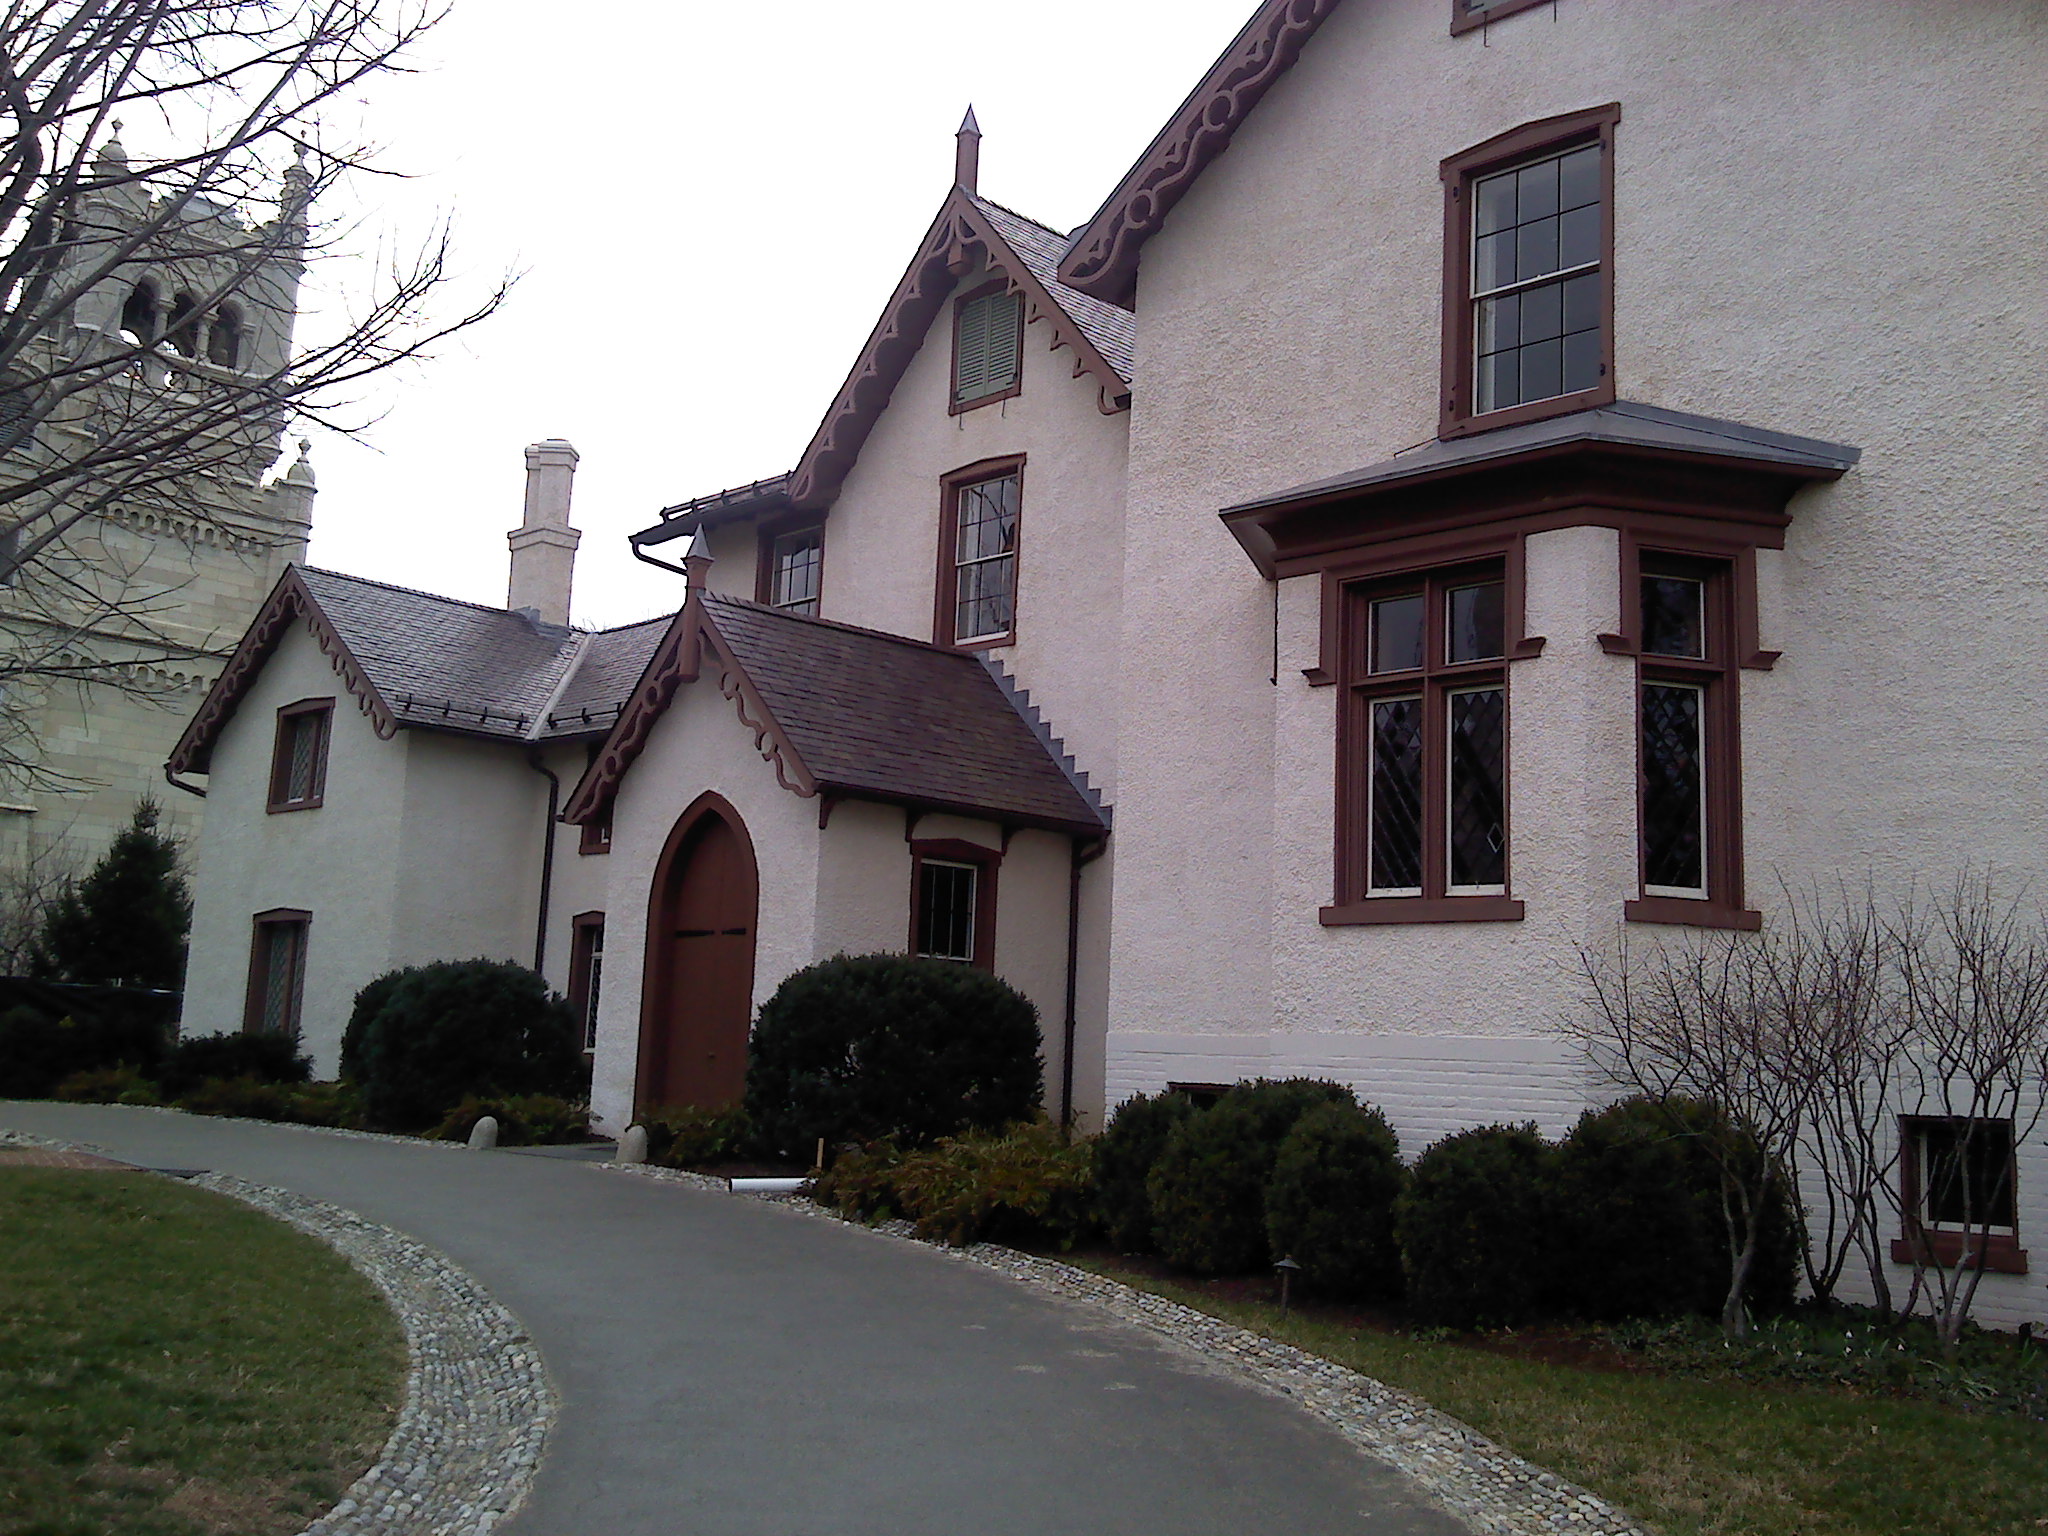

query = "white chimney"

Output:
[[507, 438, 582, 626]]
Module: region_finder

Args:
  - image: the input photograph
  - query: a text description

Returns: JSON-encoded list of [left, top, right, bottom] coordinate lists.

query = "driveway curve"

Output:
[[1, 1101, 1469, 1536]]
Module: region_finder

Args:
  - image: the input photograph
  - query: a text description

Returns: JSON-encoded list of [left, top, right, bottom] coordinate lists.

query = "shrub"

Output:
[[431, 1093, 590, 1147], [813, 1140, 908, 1222], [1266, 1099, 1406, 1301], [743, 954, 1042, 1158], [1554, 1096, 1800, 1322], [28, 798, 189, 990], [1093, 1090, 1196, 1254], [889, 1122, 1097, 1248], [276, 1080, 365, 1130], [1148, 1079, 1357, 1276], [53, 1064, 160, 1105], [1396, 1123, 1559, 1328], [340, 959, 585, 1130], [645, 1105, 753, 1169], [0, 991, 171, 1097], [176, 1075, 299, 1120], [158, 1032, 311, 1100]]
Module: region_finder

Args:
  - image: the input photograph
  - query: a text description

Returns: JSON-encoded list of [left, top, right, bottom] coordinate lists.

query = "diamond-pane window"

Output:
[[1369, 697, 1424, 892], [268, 701, 331, 811], [1641, 682, 1704, 893], [1448, 686, 1506, 888]]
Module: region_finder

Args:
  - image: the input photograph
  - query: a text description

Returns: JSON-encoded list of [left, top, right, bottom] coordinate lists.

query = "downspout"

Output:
[[526, 751, 561, 975], [1060, 833, 1109, 1130]]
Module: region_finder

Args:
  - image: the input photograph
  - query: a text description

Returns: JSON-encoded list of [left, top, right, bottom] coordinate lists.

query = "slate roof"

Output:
[[973, 196, 1135, 383], [1223, 401, 1863, 517], [701, 593, 1107, 833], [297, 568, 583, 739], [542, 615, 670, 736]]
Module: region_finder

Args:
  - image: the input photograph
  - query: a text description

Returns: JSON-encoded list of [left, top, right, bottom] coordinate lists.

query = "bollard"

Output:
[[616, 1124, 649, 1165], [467, 1115, 499, 1151]]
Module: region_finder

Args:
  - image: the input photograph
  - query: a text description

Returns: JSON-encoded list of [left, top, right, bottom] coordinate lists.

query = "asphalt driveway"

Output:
[[0, 1101, 1469, 1536]]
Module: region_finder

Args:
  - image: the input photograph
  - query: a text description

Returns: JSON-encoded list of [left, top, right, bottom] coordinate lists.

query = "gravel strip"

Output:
[[1, 1127, 554, 1536], [603, 1161, 1651, 1536]]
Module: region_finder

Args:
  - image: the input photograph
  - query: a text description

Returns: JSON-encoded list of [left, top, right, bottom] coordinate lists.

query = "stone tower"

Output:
[[0, 131, 316, 933]]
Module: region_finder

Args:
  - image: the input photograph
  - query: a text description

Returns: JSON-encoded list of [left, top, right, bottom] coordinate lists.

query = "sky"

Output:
[[294, 0, 1262, 631]]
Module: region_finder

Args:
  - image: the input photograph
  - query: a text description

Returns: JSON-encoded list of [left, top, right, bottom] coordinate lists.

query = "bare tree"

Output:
[[0, 0, 505, 786], [1883, 877, 2048, 1356]]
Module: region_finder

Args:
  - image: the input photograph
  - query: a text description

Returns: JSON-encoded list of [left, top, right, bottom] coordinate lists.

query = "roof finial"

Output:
[[955, 105, 981, 194]]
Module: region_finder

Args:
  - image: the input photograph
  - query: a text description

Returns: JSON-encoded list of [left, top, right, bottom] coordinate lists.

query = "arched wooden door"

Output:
[[637, 794, 758, 1112]]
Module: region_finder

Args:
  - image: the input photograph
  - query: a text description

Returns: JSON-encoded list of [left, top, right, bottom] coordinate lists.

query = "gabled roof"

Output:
[[1059, 0, 1342, 307], [780, 186, 1134, 515], [167, 566, 669, 776], [564, 591, 1109, 837]]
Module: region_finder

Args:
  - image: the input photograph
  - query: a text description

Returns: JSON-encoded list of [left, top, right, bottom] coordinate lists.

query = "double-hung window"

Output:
[[756, 521, 823, 616], [1441, 105, 1618, 437], [1892, 1117, 2026, 1275], [936, 458, 1022, 648], [1333, 565, 1519, 920], [267, 698, 332, 812]]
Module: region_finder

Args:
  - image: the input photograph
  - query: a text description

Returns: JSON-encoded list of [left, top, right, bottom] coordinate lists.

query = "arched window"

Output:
[[119, 281, 158, 345], [207, 304, 242, 369], [166, 292, 199, 357]]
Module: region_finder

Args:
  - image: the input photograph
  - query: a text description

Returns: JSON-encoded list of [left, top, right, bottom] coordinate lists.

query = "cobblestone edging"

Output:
[[602, 1162, 1649, 1536], [1, 1128, 554, 1536]]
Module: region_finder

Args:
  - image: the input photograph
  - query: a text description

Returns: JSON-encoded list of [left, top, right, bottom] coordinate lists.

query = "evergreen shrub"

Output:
[[1553, 1095, 1800, 1321], [0, 995, 169, 1097], [743, 953, 1042, 1158], [29, 798, 190, 989], [340, 959, 585, 1130], [1147, 1079, 1356, 1275], [431, 1092, 589, 1146], [889, 1121, 1096, 1248], [1265, 1099, 1407, 1301], [1396, 1122, 1559, 1328], [1093, 1089, 1196, 1253], [52, 1064, 160, 1105], [158, 1032, 311, 1100]]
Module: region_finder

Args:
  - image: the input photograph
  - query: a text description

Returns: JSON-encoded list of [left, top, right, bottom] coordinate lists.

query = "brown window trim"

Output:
[[1305, 530, 1544, 686], [1439, 103, 1620, 441], [567, 910, 605, 1056], [242, 907, 310, 1038], [1891, 1117, 2026, 1275], [753, 510, 826, 612], [266, 697, 332, 813], [1612, 540, 1758, 930], [909, 836, 1000, 971], [579, 799, 613, 855], [948, 277, 1024, 416], [934, 454, 1025, 651], [1449, 0, 1553, 36], [1326, 556, 1526, 923]]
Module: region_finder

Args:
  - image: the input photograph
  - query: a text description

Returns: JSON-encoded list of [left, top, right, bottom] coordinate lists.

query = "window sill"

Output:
[[1439, 380, 1615, 442], [948, 381, 1021, 417], [1625, 896, 1761, 932], [1321, 896, 1525, 926], [265, 798, 323, 814], [1890, 1233, 2028, 1276]]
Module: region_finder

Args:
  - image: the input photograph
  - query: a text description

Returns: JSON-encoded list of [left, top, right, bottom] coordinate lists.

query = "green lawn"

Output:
[[1070, 1261, 2048, 1536], [0, 1164, 404, 1536]]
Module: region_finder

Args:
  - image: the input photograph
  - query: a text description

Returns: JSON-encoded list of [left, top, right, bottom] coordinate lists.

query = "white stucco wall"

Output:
[[1104, 0, 2048, 1317], [182, 624, 409, 1074]]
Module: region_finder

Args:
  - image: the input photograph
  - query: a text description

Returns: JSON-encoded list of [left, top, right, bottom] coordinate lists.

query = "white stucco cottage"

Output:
[[171, 1, 2047, 1325]]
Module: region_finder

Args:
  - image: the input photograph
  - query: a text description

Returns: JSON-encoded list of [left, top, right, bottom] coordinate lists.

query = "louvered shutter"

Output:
[[954, 291, 1021, 403]]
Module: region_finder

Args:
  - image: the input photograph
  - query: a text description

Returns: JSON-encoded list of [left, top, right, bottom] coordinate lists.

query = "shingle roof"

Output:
[[698, 594, 1107, 833], [542, 615, 670, 737], [297, 568, 584, 738], [974, 196, 1135, 383]]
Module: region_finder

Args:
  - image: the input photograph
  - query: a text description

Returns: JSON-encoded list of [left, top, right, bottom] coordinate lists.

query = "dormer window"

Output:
[[951, 282, 1023, 413]]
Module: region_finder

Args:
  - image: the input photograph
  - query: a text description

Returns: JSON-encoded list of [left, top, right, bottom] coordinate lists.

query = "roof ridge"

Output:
[[970, 193, 1066, 240], [703, 592, 980, 661], [300, 564, 581, 632]]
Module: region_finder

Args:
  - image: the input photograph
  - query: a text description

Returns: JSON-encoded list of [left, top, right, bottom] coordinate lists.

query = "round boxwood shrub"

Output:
[[1265, 1099, 1406, 1301], [742, 953, 1042, 1159], [1395, 1123, 1559, 1328], [1553, 1095, 1800, 1322], [340, 959, 584, 1130], [1147, 1079, 1356, 1276], [1093, 1089, 1196, 1253]]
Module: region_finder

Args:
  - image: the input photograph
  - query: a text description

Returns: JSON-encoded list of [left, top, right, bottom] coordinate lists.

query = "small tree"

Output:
[[28, 797, 188, 988]]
